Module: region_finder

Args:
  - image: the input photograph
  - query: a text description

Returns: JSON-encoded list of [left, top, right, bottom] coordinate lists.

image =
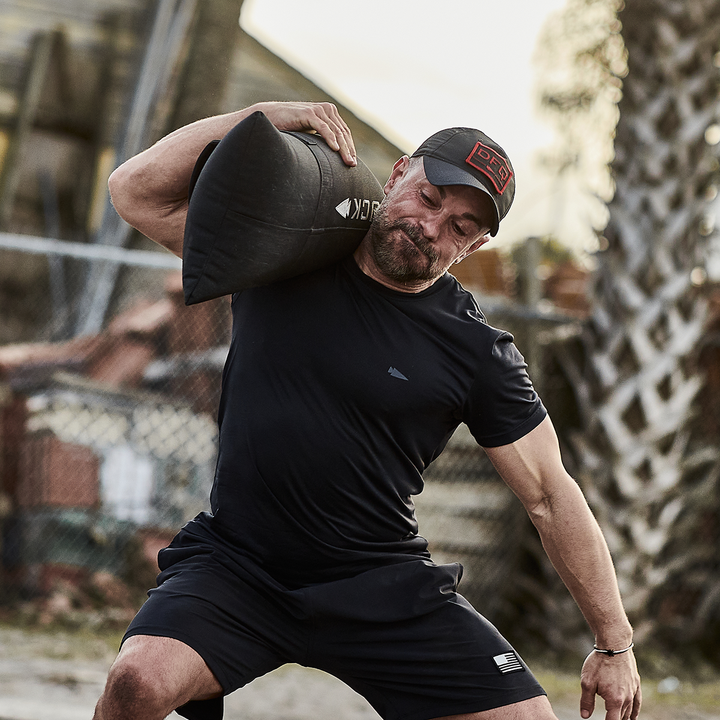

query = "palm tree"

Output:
[[539, 0, 720, 652]]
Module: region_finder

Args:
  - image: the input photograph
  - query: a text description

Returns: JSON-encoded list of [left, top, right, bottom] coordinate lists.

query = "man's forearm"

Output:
[[484, 418, 632, 647], [107, 101, 357, 257], [529, 479, 633, 649], [113, 108, 257, 203], [108, 107, 259, 255]]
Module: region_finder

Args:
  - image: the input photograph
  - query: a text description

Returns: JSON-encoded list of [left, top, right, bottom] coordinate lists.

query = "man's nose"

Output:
[[418, 210, 442, 240]]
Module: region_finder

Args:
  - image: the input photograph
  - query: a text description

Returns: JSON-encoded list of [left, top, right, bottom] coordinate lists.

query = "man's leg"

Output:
[[93, 635, 223, 720], [435, 695, 558, 720]]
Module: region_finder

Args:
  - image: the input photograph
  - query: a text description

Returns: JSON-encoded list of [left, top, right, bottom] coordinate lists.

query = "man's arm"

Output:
[[483, 415, 641, 720], [108, 101, 357, 257]]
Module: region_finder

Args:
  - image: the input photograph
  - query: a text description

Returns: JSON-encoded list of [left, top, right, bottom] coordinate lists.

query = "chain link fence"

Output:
[[0, 239, 230, 601]]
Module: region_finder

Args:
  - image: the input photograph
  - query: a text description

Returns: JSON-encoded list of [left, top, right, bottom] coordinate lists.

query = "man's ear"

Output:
[[383, 156, 410, 195], [455, 235, 490, 264]]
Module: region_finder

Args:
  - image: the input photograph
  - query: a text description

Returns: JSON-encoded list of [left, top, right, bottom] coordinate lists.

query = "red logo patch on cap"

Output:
[[466, 142, 513, 194]]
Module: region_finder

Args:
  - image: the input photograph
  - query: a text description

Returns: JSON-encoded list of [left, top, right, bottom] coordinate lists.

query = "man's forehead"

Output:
[[407, 157, 490, 226]]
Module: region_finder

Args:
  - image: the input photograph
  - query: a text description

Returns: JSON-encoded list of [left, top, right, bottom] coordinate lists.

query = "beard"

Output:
[[365, 203, 444, 284]]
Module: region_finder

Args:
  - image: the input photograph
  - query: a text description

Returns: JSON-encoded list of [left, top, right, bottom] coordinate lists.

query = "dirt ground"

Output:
[[0, 624, 719, 720]]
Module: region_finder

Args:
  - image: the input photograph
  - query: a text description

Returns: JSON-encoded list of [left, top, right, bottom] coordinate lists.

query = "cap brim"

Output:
[[421, 156, 500, 236]]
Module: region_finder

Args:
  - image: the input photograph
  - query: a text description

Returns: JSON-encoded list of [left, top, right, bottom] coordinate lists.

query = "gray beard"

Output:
[[366, 206, 444, 284]]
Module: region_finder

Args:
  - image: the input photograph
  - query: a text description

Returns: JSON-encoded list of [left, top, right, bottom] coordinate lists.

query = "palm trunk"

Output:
[[567, 0, 720, 648]]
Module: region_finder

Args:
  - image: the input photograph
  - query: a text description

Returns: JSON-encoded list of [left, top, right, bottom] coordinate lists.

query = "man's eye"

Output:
[[452, 222, 467, 237], [419, 188, 441, 207]]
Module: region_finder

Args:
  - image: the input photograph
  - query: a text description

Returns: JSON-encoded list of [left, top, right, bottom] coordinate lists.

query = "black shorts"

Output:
[[124, 530, 545, 720]]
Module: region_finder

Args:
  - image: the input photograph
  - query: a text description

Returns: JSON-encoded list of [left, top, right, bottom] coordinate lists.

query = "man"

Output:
[[97, 101, 641, 720]]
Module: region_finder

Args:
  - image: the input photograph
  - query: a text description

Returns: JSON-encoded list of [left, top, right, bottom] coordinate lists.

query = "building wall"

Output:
[[222, 29, 403, 185]]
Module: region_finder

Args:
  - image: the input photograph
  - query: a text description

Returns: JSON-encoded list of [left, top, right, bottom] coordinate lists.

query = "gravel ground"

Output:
[[0, 625, 718, 720]]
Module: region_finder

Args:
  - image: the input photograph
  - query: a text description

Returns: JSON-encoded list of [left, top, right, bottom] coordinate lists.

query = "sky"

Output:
[[240, 0, 600, 254]]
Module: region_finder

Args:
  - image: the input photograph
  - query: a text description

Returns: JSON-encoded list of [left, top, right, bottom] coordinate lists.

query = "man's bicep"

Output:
[[109, 167, 187, 257], [482, 415, 572, 513], [108, 150, 188, 257], [132, 201, 187, 257]]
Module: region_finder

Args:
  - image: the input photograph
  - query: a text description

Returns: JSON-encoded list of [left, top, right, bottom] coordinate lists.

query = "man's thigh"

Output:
[[122, 561, 295, 696], [115, 557, 297, 720], [434, 695, 558, 720]]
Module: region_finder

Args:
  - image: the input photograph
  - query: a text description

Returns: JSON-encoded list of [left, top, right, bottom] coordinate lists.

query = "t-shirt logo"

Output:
[[465, 142, 513, 195], [493, 651, 524, 674]]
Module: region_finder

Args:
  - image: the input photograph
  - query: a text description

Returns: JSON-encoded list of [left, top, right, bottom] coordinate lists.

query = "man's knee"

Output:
[[99, 660, 171, 719], [96, 634, 222, 720], [109, 661, 159, 701]]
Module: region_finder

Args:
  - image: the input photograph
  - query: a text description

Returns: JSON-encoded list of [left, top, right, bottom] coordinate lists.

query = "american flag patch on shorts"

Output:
[[493, 651, 524, 674]]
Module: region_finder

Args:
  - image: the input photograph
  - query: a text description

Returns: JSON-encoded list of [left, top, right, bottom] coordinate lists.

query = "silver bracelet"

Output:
[[593, 642, 634, 657]]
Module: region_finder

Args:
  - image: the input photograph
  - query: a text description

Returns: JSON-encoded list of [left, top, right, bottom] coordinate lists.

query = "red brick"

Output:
[[18, 434, 100, 509]]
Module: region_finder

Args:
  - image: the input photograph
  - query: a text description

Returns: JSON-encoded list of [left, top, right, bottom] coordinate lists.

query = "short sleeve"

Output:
[[462, 330, 546, 448]]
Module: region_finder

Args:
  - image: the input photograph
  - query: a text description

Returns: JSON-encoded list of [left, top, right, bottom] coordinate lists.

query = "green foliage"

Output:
[[534, 0, 627, 224]]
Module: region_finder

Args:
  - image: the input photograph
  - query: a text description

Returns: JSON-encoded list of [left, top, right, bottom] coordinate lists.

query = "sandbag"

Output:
[[182, 111, 384, 305]]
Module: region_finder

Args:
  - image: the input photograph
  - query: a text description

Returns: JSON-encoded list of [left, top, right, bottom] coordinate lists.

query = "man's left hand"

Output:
[[580, 648, 642, 720]]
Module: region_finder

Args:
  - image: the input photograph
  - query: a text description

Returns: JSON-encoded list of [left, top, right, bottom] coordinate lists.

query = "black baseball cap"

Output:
[[411, 127, 515, 236]]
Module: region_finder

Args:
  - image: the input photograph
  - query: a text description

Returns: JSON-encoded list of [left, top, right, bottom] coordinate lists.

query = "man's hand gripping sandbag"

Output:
[[182, 111, 384, 305]]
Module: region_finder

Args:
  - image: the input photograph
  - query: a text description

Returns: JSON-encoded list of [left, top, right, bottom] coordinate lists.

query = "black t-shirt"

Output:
[[193, 256, 546, 586]]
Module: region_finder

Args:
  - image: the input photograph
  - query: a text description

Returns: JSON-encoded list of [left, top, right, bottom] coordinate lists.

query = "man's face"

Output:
[[365, 157, 494, 287]]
